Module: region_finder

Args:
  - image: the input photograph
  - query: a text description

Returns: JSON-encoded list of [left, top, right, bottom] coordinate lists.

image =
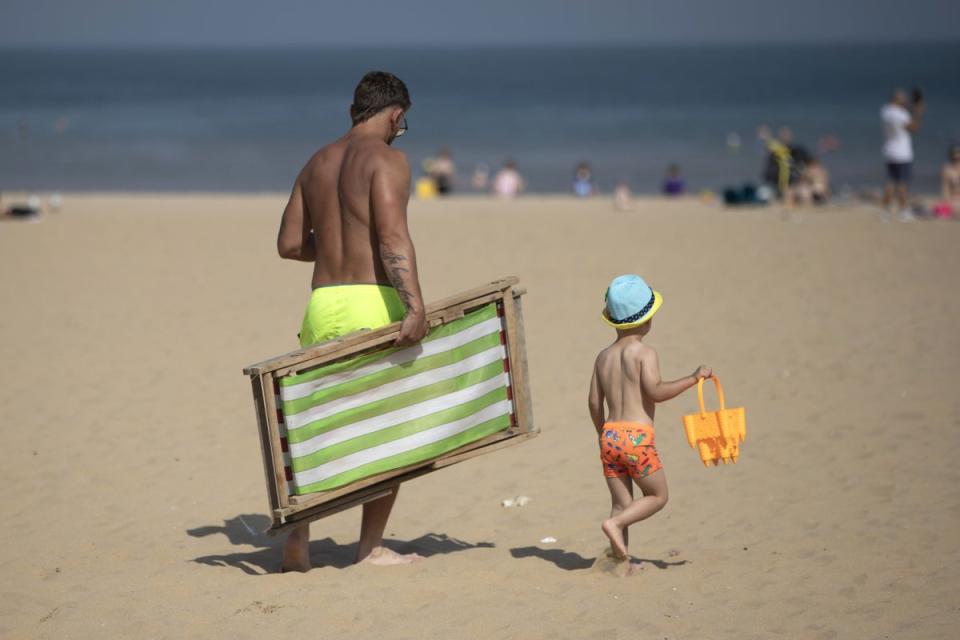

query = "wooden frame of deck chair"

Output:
[[243, 277, 536, 535]]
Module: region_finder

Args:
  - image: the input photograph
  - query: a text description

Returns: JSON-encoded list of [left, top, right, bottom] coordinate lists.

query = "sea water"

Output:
[[1, 43, 958, 193]]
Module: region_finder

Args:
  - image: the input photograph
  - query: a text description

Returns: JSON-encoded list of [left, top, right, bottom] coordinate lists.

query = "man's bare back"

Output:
[[281, 136, 407, 288]]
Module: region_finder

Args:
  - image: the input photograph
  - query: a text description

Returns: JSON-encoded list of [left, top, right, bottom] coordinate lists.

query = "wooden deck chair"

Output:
[[243, 278, 536, 534]]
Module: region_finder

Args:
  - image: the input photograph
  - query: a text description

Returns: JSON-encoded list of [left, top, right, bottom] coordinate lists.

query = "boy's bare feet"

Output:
[[593, 551, 644, 577], [601, 519, 628, 560], [358, 546, 424, 566]]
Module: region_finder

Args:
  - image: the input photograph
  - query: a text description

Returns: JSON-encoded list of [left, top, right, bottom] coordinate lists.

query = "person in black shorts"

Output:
[[881, 88, 924, 219]]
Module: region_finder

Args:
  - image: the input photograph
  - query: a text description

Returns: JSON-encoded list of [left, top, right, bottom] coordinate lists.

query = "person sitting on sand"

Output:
[[426, 147, 456, 195], [492, 160, 524, 198], [0, 193, 40, 221], [793, 157, 830, 206], [588, 275, 711, 568], [572, 161, 597, 197], [662, 164, 685, 197], [939, 145, 960, 216], [613, 181, 633, 211]]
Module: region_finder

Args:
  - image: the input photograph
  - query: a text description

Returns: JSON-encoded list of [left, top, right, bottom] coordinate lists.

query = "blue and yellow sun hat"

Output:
[[602, 274, 663, 329]]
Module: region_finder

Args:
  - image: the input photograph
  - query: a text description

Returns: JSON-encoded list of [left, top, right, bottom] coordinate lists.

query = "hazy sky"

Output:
[[2, 0, 958, 47]]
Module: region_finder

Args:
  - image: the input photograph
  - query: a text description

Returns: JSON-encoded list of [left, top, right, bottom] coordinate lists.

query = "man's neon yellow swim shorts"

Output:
[[299, 284, 406, 348]]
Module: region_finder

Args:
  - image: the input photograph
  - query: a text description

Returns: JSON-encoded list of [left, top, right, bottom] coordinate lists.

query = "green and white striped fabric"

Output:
[[278, 303, 513, 494]]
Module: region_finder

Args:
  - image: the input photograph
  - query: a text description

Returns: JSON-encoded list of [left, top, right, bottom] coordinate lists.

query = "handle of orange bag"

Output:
[[696, 375, 726, 417]]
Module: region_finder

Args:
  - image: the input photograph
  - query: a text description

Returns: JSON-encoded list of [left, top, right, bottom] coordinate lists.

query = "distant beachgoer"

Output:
[[783, 129, 812, 183], [794, 158, 830, 206], [1, 191, 41, 221], [613, 181, 633, 211], [760, 127, 792, 203], [937, 145, 960, 217], [662, 164, 685, 196], [573, 162, 597, 197], [470, 163, 490, 191], [427, 147, 456, 195], [881, 88, 925, 220], [589, 274, 712, 568], [492, 160, 524, 198], [1, 207, 39, 221], [762, 126, 813, 207], [775, 127, 813, 191], [1, 194, 40, 221]]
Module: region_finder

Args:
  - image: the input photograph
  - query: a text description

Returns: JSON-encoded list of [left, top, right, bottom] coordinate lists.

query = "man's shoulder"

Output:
[[376, 143, 409, 168], [345, 139, 406, 175], [301, 141, 345, 176]]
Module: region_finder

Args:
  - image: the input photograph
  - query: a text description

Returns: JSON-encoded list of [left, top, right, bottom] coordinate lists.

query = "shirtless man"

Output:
[[276, 71, 428, 571]]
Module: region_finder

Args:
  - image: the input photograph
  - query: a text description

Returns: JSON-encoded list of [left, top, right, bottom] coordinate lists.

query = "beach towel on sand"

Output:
[[277, 303, 515, 494]]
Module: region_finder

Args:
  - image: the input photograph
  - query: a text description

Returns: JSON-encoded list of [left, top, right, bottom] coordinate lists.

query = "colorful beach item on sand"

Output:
[[278, 303, 513, 494], [243, 278, 536, 534], [682, 375, 746, 466]]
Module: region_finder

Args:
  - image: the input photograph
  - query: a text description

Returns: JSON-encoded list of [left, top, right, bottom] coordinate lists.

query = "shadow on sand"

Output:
[[510, 545, 689, 573], [187, 514, 494, 575]]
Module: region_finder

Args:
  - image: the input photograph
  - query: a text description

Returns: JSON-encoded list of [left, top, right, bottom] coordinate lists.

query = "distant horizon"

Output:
[[2, 37, 959, 52]]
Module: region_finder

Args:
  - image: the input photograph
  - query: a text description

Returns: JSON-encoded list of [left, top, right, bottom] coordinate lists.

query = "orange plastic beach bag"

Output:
[[682, 375, 746, 467]]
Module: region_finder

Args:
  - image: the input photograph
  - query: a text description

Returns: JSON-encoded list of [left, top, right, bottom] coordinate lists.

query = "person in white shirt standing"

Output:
[[881, 88, 924, 220]]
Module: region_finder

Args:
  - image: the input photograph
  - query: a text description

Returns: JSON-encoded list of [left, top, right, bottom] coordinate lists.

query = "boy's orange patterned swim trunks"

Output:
[[600, 422, 662, 480]]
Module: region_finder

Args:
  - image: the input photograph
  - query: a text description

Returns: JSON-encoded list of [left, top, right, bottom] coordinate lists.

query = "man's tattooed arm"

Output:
[[380, 245, 424, 313]]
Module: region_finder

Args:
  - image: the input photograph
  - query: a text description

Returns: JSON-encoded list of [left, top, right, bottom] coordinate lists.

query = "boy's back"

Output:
[[594, 338, 656, 427]]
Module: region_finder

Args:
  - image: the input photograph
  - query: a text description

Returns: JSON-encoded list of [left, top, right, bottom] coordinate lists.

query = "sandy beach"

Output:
[[1, 193, 959, 639]]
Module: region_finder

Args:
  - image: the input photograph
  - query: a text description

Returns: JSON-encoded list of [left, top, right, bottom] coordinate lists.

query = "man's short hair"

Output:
[[351, 71, 411, 126]]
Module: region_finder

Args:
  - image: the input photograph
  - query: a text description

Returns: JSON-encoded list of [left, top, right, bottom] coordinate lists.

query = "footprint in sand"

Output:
[[591, 550, 642, 577]]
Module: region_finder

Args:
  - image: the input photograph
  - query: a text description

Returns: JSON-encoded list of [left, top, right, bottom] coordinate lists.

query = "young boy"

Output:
[[588, 274, 711, 562]]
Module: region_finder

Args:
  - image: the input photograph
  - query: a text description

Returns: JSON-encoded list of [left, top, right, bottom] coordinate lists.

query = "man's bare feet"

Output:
[[601, 519, 628, 561], [358, 546, 424, 566], [281, 527, 311, 573]]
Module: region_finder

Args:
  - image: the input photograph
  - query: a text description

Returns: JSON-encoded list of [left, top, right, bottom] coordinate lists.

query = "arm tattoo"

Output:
[[381, 247, 416, 310]]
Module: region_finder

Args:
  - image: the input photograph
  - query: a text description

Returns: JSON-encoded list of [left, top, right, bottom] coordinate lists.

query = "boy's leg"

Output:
[[603, 475, 633, 558], [602, 469, 669, 560]]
